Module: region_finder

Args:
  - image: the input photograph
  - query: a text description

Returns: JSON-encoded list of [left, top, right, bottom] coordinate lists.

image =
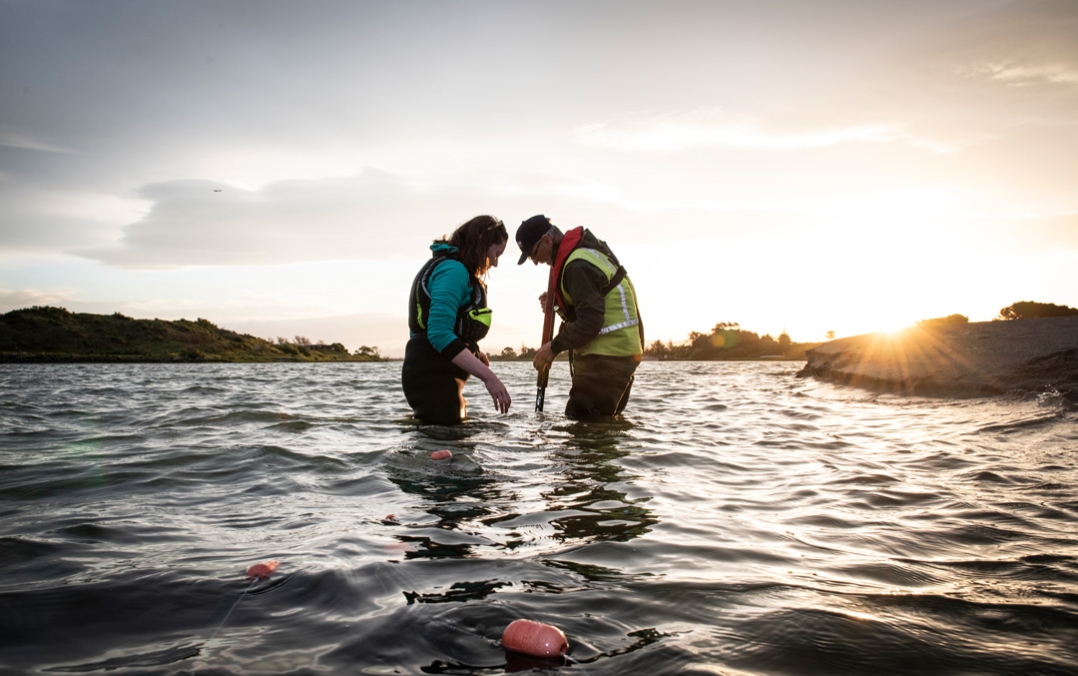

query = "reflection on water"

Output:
[[385, 416, 656, 567], [545, 420, 657, 544], [1, 361, 1077, 675]]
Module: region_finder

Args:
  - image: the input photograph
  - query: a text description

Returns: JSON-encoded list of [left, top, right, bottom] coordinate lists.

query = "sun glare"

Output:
[[879, 321, 916, 336]]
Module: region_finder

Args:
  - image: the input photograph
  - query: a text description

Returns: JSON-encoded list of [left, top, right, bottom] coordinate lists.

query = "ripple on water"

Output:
[[1, 362, 1077, 674]]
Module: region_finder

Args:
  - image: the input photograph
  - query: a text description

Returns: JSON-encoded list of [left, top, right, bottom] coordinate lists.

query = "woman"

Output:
[[402, 215, 512, 424]]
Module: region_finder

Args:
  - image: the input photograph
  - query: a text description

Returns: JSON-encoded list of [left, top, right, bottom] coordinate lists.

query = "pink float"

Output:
[[501, 619, 568, 658], [245, 560, 279, 580]]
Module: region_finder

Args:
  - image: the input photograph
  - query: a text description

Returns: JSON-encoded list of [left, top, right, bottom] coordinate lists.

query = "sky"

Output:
[[2, 0, 1076, 357]]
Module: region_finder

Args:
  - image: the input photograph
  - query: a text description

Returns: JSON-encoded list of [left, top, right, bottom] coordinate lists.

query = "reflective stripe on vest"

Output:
[[561, 247, 641, 357]]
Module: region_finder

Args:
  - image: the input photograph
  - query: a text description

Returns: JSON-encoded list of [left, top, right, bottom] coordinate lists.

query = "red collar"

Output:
[[550, 226, 584, 312]]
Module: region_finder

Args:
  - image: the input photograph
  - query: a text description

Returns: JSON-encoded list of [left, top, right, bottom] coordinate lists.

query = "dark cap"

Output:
[[516, 214, 551, 265]]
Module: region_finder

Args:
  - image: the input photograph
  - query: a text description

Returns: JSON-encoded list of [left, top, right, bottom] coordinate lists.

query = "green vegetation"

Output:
[[488, 345, 539, 362], [493, 322, 819, 361], [917, 314, 969, 327], [641, 322, 819, 361], [998, 301, 1078, 320], [0, 306, 387, 363]]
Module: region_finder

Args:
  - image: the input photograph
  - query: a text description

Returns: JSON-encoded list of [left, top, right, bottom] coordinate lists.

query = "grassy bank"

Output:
[[0, 307, 384, 363]]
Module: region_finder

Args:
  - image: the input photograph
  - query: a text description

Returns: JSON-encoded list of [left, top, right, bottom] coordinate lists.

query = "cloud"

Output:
[[576, 108, 896, 152], [0, 130, 77, 154], [858, 0, 1078, 151], [75, 170, 433, 267], [0, 183, 147, 253], [578, 2, 1078, 158], [71, 161, 846, 271], [939, 0, 1078, 90], [0, 286, 80, 310], [960, 62, 1078, 87], [76, 168, 653, 269]]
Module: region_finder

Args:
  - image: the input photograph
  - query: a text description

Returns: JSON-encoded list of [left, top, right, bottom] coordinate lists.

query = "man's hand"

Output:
[[533, 341, 555, 372]]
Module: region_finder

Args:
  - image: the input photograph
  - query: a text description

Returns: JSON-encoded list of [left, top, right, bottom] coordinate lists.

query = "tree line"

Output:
[[491, 301, 1078, 363], [490, 322, 817, 362], [997, 301, 1078, 320], [641, 323, 816, 361], [917, 301, 1078, 327]]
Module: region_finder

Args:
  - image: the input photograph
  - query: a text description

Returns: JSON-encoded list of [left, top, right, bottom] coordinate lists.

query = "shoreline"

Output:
[[0, 354, 395, 363], [797, 316, 1078, 401]]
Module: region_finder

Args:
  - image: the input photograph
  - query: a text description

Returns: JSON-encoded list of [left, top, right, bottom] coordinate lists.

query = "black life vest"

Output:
[[408, 251, 490, 351]]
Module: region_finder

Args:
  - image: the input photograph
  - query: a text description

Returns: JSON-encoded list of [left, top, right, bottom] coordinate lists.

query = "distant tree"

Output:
[[29, 305, 71, 315], [276, 336, 289, 345], [917, 314, 969, 327], [645, 339, 671, 359], [572, 322, 826, 362], [499, 346, 517, 359], [354, 345, 380, 358], [519, 344, 537, 359], [294, 335, 311, 346], [998, 301, 1078, 320]]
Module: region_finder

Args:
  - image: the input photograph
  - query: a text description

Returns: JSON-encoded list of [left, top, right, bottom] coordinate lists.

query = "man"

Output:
[[516, 214, 643, 419]]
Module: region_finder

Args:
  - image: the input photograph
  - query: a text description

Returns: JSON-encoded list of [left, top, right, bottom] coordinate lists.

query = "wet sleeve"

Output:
[[426, 262, 470, 357], [550, 259, 607, 354]]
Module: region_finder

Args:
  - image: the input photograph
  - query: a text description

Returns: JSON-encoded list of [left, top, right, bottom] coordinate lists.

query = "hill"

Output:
[[797, 316, 1078, 401], [0, 306, 383, 363]]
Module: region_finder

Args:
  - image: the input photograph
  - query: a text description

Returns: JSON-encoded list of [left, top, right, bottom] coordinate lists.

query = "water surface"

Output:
[[1, 362, 1076, 675]]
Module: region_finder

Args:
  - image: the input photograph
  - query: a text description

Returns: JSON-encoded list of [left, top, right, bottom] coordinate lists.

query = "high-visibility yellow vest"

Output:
[[560, 248, 642, 357]]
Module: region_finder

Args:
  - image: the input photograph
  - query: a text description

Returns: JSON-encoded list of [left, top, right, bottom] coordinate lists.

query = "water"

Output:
[[1, 361, 1077, 675]]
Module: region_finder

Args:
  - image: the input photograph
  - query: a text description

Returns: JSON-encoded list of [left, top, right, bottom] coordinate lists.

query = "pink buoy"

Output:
[[501, 619, 568, 658], [245, 560, 279, 580], [430, 450, 452, 460]]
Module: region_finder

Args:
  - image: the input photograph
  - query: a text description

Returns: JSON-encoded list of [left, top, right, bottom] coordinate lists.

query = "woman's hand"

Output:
[[483, 376, 512, 414], [450, 348, 512, 415], [477, 351, 490, 366]]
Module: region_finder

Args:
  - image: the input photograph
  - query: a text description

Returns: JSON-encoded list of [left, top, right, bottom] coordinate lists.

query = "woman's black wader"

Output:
[[402, 336, 470, 425], [402, 252, 490, 425]]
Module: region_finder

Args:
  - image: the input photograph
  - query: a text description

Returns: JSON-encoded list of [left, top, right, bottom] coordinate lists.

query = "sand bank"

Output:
[[797, 316, 1078, 401]]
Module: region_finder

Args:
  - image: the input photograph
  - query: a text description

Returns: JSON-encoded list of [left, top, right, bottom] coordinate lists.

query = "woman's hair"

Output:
[[438, 215, 508, 278]]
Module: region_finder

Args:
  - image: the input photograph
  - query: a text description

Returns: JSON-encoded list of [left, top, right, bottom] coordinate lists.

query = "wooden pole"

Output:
[[535, 267, 557, 412]]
